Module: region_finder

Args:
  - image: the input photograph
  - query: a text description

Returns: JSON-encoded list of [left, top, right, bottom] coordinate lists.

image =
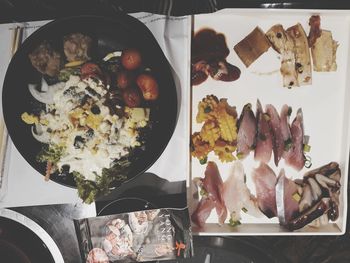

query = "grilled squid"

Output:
[[288, 162, 341, 230]]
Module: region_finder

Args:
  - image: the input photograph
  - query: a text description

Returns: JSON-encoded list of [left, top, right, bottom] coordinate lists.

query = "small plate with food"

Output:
[[2, 15, 177, 203]]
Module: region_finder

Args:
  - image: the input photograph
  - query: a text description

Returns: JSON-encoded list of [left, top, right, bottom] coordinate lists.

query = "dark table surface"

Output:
[[2, 0, 350, 262]]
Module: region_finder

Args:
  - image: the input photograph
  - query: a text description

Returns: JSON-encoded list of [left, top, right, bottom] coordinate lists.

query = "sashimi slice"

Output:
[[275, 169, 300, 224], [266, 104, 284, 166], [254, 99, 273, 163], [284, 109, 305, 171], [202, 161, 227, 225], [191, 197, 216, 228], [237, 103, 257, 159], [252, 163, 278, 218], [223, 161, 263, 222], [280, 104, 292, 153]]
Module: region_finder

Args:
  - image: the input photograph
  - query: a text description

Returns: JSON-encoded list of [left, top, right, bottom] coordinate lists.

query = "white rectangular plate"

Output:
[[189, 9, 350, 235]]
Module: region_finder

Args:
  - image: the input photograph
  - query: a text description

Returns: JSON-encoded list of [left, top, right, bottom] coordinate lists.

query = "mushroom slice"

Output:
[[299, 184, 313, 212], [315, 173, 338, 189], [308, 178, 322, 201]]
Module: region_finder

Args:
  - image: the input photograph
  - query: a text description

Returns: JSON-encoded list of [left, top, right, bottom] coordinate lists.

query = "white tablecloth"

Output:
[[0, 13, 190, 207]]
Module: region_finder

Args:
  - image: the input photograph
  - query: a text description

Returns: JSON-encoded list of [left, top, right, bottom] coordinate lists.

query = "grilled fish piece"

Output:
[[265, 24, 298, 87], [311, 30, 338, 72], [234, 26, 271, 67], [286, 23, 312, 86]]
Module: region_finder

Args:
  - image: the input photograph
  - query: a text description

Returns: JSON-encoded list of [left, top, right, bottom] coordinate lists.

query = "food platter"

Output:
[[189, 9, 350, 235], [2, 15, 177, 202]]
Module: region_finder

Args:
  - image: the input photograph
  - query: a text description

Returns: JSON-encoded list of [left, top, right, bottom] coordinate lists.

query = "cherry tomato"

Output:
[[136, 74, 159, 101], [121, 49, 142, 70], [80, 73, 100, 81], [122, 88, 142, 107], [81, 63, 102, 76], [116, 70, 134, 89]]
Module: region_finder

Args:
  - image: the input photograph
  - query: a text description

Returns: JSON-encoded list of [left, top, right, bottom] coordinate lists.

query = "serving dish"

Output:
[[188, 9, 350, 235], [2, 15, 177, 202]]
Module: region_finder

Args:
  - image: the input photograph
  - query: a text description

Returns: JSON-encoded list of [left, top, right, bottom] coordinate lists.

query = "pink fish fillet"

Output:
[[237, 103, 257, 159], [254, 100, 273, 163], [280, 104, 292, 159], [275, 169, 300, 224], [202, 161, 227, 225], [223, 161, 263, 221], [284, 109, 305, 171], [266, 104, 284, 166], [191, 197, 216, 228], [252, 162, 278, 218]]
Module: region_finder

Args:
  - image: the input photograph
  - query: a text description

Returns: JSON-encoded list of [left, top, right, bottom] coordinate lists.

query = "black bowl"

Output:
[[2, 15, 177, 189]]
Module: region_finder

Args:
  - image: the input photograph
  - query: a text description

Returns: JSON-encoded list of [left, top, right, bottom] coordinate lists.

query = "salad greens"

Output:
[[73, 158, 129, 204]]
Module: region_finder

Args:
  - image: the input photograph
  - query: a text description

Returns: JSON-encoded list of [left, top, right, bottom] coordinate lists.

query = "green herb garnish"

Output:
[[199, 156, 208, 165], [204, 106, 212, 113], [199, 188, 208, 197], [72, 158, 130, 204], [284, 138, 293, 151], [36, 144, 65, 164], [303, 144, 311, 152], [229, 218, 241, 227], [236, 152, 244, 160]]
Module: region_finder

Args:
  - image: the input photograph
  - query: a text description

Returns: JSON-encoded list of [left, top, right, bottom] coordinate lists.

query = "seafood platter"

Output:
[[189, 9, 350, 235]]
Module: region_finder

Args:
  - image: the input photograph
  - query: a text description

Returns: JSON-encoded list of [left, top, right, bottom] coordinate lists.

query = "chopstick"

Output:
[[0, 26, 24, 198], [11, 26, 23, 56]]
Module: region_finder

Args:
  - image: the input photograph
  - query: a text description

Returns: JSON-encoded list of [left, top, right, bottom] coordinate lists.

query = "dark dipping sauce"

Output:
[[191, 28, 240, 85]]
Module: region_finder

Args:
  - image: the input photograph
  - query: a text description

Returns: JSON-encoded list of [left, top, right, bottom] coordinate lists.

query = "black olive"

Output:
[[80, 94, 92, 106], [85, 86, 101, 99], [276, 32, 282, 38], [61, 165, 70, 173], [295, 63, 303, 73], [74, 136, 85, 149], [91, 105, 101, 114], [86, 128, 94, 138], [63, 86, 77, 97]]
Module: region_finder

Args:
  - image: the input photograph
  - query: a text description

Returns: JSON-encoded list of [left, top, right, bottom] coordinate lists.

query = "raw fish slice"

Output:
[[266, 104, 284, 166], [223, 161, 263, 222], [202, 161, 227, 225], [275, 169, 300, 224], [284, 109, 305, 171], [237, 103, 257, 159], [191, 197, 216, 228], [252, 163, 278, 218], [254, 100, 273, 163], [280, 104, 292, 150]]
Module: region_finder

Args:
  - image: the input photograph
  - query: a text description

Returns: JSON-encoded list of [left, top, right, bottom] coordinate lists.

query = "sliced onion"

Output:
[[103, 51, 122, 61], [31, 124, 50, 143], [28, 78, 64, 104]]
